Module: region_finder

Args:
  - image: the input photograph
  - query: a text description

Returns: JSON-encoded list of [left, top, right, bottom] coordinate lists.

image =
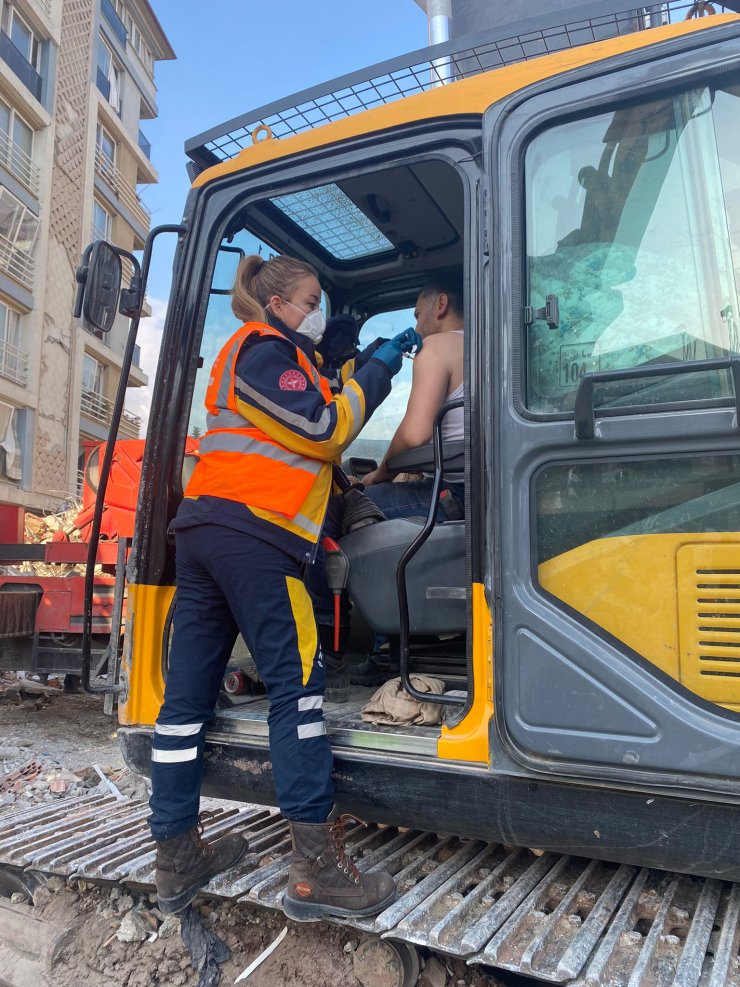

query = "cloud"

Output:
[[125, 297, 167, 433]]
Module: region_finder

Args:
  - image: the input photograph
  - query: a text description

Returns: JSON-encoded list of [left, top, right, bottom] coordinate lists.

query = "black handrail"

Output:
[[574, 357, 740, 439], [396, 397, 465, 707], [80, 224, 186, 694]]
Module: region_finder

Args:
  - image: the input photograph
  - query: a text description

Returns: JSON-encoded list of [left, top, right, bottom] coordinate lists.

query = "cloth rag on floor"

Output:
[[361, 675, 446, 726]]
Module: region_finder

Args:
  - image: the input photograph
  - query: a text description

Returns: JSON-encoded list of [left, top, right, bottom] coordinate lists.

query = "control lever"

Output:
[[321, 536, 349, 652]]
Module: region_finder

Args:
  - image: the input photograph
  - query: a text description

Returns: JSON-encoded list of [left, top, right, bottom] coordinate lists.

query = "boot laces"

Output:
[[195, 810, 218, 857], [328, 813, 365, 882]]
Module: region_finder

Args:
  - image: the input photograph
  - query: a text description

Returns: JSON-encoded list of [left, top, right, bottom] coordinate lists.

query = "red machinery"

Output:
[[0, 438, 199, 677]]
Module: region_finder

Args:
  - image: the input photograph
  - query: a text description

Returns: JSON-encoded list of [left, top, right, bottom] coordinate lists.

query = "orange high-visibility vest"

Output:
[[185, 322, 334, 519]]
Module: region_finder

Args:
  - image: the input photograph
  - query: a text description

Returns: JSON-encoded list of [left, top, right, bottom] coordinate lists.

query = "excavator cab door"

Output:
[[486, 28, 740, 793]]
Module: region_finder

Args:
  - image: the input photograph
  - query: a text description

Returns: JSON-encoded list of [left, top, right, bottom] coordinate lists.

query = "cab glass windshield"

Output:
[[525, 82, 740, 414]]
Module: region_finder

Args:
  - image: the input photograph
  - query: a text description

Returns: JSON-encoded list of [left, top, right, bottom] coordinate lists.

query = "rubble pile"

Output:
[[24, 506, 82, 546], [4, 875, 505, 987], [0, 741, 149, 813]]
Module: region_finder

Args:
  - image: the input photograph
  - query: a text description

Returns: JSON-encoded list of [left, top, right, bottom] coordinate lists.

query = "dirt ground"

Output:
[[0, 686, 512, 987], [7, 880, 506, 987]]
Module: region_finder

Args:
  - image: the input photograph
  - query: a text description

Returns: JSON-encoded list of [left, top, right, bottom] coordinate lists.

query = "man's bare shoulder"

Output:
[[415, 330, 463, 368]]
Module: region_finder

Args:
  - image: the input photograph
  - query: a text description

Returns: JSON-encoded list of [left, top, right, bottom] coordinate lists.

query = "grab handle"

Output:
[[574, 357, 740, 440]]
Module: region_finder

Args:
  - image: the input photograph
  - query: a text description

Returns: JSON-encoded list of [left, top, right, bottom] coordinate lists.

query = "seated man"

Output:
[[350, 273, 465, 685], [307, 275, 464, 691], [361, 273, 464, 514]]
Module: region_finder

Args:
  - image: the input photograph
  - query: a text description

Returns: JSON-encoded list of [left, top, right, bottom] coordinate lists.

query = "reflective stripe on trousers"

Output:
[[148, 523, 333, 842]]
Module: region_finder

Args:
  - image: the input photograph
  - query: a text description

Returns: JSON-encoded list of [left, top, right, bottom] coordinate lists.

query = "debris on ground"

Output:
[[0, 676, 62, 706], [0, 689, 127, 815], [419, 955, 449, 987], [0, 875, 507, 987], [234, 924, 287, 982], [181, 905, 230, 987], [115, 905, 157, 943], [0, 758, 44, 794], [0, 683, 506, 986]]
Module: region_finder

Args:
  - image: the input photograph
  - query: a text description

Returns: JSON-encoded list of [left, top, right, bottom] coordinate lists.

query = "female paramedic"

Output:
[[148, 253, 420, 921]]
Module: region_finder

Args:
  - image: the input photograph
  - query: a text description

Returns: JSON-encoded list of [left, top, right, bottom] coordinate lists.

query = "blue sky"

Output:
[[140, 0, 426, 301], [127, 0, 426, 424]]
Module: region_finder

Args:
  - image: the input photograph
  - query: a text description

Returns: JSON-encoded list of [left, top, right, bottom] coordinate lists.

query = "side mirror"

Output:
[[83, 241, 121, 333]]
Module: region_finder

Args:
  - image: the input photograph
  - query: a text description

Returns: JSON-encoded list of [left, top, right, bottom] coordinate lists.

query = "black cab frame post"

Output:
[[81, 224, 186, 695]]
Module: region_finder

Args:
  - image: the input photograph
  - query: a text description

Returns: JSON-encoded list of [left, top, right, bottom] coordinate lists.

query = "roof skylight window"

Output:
[[270, 184, 394, 261]]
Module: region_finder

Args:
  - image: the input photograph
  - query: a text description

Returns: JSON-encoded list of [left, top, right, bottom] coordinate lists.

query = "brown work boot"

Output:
[[283, 807, 396, 922], [155, 812, 249, 913]]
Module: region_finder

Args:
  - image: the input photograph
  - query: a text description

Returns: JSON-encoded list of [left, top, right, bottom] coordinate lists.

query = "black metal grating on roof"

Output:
[[270, 184, 396, 260], [185, 1, 737, 173]]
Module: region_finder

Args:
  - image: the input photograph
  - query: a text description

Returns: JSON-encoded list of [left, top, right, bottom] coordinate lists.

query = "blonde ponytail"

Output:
[[231, 254, 318, 323]]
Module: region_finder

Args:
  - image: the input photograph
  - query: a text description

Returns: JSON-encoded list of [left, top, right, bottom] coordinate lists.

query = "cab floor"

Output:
[[214, 685, 446, 755]]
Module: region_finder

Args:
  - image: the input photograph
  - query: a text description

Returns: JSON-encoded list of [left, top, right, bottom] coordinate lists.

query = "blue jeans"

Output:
[[307, 478, 464, 629], [149, 524, 334, 840]]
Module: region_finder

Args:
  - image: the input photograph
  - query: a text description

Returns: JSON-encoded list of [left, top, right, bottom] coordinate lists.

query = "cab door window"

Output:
[[525, 82, 740, 415]]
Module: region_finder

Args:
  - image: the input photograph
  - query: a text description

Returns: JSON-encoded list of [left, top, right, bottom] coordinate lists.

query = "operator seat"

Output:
[[339, 440, 466, 636]]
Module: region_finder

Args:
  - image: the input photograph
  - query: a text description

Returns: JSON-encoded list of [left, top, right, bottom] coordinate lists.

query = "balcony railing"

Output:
[[101, 0, 127, 46], [81, 387, 141, 439], [0, 336, 28, 385], [0, 32, 42, 102], [0, 231, 33, 289], [138, 129, 151, 160], [0, 127, 40, 196], [94, 144, 150, 232]]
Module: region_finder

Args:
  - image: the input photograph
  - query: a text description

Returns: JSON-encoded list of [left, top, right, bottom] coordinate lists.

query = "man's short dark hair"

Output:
[[419, 272, 464, 318]]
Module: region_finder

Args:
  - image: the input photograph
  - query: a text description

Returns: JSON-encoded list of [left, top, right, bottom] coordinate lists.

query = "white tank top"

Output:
[[427, 331, 464, 483]]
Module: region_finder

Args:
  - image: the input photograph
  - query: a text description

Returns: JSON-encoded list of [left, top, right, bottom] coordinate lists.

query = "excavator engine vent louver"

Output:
[[677, 546, 740, 705]]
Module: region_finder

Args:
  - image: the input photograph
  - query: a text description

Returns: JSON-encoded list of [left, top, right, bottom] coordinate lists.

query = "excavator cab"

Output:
[[74, 11, 740, 962]]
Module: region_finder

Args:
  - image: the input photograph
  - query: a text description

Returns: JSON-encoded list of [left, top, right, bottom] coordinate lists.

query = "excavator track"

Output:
[[0, 794, 738, 986]]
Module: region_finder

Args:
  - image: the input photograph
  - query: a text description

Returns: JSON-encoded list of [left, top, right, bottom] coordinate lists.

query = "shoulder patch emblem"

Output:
[[279, 369, 308, 391]]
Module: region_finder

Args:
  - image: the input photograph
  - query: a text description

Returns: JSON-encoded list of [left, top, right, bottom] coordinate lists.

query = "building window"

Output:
[[0, 401, 21, 481], [95, 121, 116, 168], [0, 302, 25, 386], [0, 98, 35, 192], [83, 354, 104, 396], [0, 183, 37, 280], [92, 199, 111, 242], [0, 186, 37, 250], [96, 35, 121, 114], [2, 5, 39, 71], [142, 44, 153, 76], [123, 10, 142, 55], [0, 302, 24, 386]]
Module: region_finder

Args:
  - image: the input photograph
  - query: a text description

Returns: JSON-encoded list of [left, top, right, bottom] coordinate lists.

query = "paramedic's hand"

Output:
[[372, 328, 423, 376]]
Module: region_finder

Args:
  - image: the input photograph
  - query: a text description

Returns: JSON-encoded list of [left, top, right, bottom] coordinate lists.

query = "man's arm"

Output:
[[363, 335, 451, 484]]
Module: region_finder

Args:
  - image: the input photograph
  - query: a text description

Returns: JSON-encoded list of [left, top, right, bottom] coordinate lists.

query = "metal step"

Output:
[[0, 795, 738, 986]]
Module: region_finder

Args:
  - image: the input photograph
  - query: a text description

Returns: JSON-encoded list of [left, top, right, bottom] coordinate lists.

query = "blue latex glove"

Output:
[[372, 327, 423, 376]]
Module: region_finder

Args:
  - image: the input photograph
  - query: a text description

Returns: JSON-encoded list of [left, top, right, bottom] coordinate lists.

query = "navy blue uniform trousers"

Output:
[[148, 524, 334, 841]]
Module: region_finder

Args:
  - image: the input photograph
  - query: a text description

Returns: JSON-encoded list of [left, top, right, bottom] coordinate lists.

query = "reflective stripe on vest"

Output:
[[185, 322, 333, 523]]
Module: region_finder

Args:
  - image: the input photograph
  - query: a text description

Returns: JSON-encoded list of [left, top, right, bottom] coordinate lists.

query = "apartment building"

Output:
[[0, 0, 61, 509], [0, 0, 173, 514]]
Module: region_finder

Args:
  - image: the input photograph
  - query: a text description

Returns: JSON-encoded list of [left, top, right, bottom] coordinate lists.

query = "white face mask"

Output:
[[285, 301, 326, 344]]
